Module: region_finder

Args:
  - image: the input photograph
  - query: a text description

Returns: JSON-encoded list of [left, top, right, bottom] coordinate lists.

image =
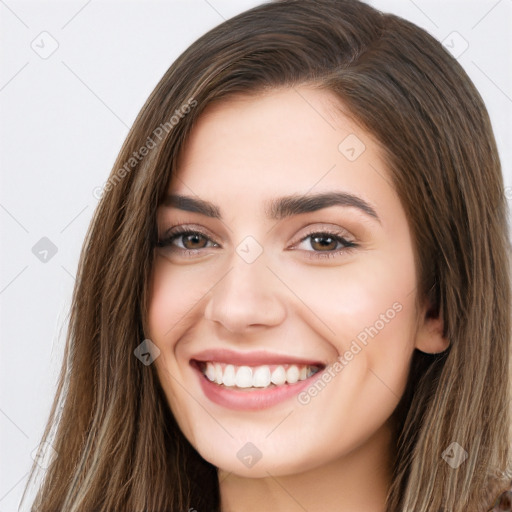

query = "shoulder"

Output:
[[488, 480, 512, 512]]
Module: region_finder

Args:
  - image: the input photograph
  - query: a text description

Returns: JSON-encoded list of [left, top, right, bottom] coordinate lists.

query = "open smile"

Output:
[[190, 351, 327, 410], [194, 361, 322, 389]]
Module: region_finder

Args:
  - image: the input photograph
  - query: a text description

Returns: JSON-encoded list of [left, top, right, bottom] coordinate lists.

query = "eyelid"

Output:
[[289, 223, 356, 247], [158, 223, 355, 246], [157, 222, 359, 262], [159, 223, 220, 243]]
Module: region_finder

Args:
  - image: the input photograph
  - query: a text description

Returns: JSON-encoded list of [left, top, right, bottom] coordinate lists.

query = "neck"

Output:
[[218, 419, 394, 512]]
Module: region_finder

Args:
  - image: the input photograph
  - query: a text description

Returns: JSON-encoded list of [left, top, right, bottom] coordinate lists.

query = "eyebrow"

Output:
[[161, 191, 380, 223]]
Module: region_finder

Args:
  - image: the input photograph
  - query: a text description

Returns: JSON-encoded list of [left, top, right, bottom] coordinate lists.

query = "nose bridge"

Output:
[[204, 241, 286, 332]]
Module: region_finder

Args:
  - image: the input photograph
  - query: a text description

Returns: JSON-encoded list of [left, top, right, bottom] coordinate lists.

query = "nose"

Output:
[[203, 253, 287, 334]]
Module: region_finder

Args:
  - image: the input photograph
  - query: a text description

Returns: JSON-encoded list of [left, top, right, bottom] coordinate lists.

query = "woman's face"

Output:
[[147, 86, 437, 477]]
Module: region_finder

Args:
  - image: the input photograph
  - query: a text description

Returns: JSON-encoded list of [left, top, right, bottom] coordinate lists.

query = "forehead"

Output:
[[178, 86, 358, 164], [167, 86, 395, 225]]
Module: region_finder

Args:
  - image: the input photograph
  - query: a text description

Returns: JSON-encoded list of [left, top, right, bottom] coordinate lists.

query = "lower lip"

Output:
[[194, 365, 324, 411]]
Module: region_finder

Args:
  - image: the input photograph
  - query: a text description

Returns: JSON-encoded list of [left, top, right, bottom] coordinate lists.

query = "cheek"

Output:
[[147, 255, 212, 341], [279, 248, 416, 343], [282, 248, 417, 403], [146, 258, 204, 382], [288, 263, 417, 465], [146, 257, 209, 443]]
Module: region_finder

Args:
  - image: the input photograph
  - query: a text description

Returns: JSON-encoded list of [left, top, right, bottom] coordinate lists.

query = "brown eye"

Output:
[[156, 228, 218, 252], [296, 231, 356, 252], [309, 234, 340, 251], [180, 232, 209, 250], [292, 229, 358, 261]]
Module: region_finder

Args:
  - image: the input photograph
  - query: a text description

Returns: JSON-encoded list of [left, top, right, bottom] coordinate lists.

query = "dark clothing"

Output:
[[489, 481, 512, 511]]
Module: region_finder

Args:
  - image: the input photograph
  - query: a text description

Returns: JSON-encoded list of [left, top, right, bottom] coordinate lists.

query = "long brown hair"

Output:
[[22, 1, 511, 510]]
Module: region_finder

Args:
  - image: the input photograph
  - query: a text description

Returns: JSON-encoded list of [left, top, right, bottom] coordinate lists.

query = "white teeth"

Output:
[[252, 366, 271, 387], [235, 366, 253, 388], [222, 364, 236, 386], [205, 362, 216, 382], [270, 366, 287, 386], [214, 363, 223, 384], [201, 362, 320, 388], [286, 365, 300, 384]]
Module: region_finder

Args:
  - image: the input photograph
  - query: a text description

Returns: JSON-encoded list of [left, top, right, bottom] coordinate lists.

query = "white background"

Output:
[[1, 0, 511, 510]]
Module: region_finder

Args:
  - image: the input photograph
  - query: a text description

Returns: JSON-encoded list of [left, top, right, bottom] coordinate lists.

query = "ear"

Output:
[[415, 302, 450, 354]]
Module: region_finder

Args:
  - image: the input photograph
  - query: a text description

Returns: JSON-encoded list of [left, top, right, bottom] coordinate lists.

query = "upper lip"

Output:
[[190, 348, 326, 367]]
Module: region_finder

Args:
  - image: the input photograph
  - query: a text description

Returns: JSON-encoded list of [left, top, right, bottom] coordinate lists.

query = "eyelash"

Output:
[[156, 225, 358, 260]]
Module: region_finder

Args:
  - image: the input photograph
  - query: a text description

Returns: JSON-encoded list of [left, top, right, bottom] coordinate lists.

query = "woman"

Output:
[[22, 0, 511, 510]]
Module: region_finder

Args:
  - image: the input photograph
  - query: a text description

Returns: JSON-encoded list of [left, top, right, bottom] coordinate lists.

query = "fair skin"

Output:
[[147, 86, 448, 512]]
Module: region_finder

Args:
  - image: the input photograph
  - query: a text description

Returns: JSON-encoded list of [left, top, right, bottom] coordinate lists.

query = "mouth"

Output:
[[192, 360, 324, 390], [190, 351, 327, 410]]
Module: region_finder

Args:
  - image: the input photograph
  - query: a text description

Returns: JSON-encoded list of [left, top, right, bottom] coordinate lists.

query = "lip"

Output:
[[190, 348, 326, 367], [190, 349, 326, 411]]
